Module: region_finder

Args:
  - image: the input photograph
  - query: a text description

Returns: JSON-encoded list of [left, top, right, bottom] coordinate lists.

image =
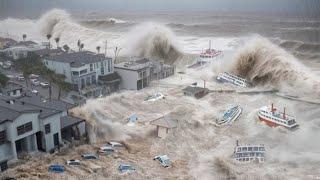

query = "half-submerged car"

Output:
[[67, 159, 81, 166], [154, 155, 171, 167], [48, 164, 65, 173], [107, 141, 124, 148], [81, 153, 99, 160], [145, 92, 165, 102], [118, 164, 136, 174], [98, 146, 115, 155]]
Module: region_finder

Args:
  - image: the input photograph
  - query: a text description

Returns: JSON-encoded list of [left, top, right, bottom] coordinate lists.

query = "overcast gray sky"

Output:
[[0, 0, 319, 18]]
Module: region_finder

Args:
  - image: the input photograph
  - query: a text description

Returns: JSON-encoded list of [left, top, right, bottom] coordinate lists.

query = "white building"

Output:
[[0, 94, 85, 172], [1, 41, 43, 60], [114, 58, 151, 90], [43, 51, 119, 97]]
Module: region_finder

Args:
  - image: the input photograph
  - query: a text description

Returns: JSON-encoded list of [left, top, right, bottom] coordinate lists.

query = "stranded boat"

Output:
[[216, 72, 250, 87], [258, 104, 299, 130], [198, 40, 223, 63], [233, 141, 266, 163], [215, 105, 242, 126]]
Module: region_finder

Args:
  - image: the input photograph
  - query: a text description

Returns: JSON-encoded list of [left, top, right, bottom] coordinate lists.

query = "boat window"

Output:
[[245, 158, 249, 161], [248, 147, 252, 151], [253, 147, 258, 151], [259, 147, 265, 151], [242, 147, 247, 151], [250, 153, 254, 156]]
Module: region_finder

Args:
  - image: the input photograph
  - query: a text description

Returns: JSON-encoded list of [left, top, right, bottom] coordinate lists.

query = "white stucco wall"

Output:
[[43, 59, 72, 83], [41, 113, 62, 152], [115, 68, 138, 90]]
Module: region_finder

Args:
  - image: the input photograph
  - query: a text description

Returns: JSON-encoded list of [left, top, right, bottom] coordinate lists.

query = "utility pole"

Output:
[[104, 40, 107, 57]]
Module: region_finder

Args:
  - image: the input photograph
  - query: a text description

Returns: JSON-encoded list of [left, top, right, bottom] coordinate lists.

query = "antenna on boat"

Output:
[[283, 107, 286, 119], [271, 103, 274, 114]]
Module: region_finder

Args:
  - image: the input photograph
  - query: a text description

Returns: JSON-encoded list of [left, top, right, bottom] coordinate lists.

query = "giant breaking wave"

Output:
[[231, 37, 320, 99]]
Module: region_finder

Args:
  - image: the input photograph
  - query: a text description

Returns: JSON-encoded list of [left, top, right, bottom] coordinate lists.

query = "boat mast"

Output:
[[283, 107, 286, 119]]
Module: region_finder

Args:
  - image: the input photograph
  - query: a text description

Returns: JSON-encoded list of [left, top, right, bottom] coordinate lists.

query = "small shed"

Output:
[[150, 115, 177, 138], [182, 85, 209, 99]]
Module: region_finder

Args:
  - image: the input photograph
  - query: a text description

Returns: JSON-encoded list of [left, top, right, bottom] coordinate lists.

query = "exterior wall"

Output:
[[41, 113, 62, 152], [43, 59, 72, 83], [115, 68, 138, 90], [8, 89, 22, 97], [0, 122, 13, 162]]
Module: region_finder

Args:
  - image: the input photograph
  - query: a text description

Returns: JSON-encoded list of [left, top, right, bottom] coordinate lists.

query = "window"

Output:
[[80, 69, 87, 75], [101, 67, 104, 75], [45, 124, 51, 134], [90, 64, 93, 71], [72, 71, 79, 76], [92, 75, 96, 84], [0, 131, 7, 144], [17, 122, 33, 136], [108, 60, 111, 72]]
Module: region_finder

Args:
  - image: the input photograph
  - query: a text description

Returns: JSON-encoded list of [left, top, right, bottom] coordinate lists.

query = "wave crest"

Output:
[[231, 36, 320, 98]]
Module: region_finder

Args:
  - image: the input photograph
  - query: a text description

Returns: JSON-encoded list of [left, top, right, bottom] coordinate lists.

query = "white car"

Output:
[[154, 155, 171, 167], [17, 76, 25, 81], [67, 159, 80, 166], [98, 146, 115, 155], [145, 92, 165, 102], [31, 79, 40, 86], [31, 89, 38, 94], [107, 141, 124, 148], [29, 74, 39, 79], [40, 82, 49, 88]]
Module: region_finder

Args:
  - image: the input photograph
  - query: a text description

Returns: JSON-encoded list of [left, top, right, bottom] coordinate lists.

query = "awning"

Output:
[[60, 115, 85, 129]]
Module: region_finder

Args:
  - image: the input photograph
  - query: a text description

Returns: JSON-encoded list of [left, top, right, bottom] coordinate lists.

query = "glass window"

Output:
[[80, 69, 87, 75], [0, 131, 6, 144], [17, 122, 33, 136], [72, 71, 79, 76], [90, 64, 93, 71], [45, 124, 51, 134]]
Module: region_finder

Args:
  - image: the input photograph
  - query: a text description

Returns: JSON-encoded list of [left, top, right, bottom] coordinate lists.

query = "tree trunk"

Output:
[[58, 87, 61, 100], [25, 78, 28, 88], [49, 81, 52, 100]]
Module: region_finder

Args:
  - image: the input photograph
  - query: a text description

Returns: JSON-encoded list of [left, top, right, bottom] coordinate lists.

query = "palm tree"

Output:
[[63, 44, 70, 52], [80, 43, 84, 51], [53, 74, 69, 100], [42, 68, 55, 99], [46, 34, 52, 49], [54, 37, 60, 48], [96, 46, 101, 54], [22, 34, 27, 41], [114, 46, 122, 64], [77, 39, 81, 52]]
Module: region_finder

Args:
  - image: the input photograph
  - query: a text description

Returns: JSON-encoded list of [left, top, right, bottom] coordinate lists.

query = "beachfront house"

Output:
[[43, 51, 120, 97], [114, 58, 151, 90], [0, 94, 85, 172], [1, 41, 42, 60]]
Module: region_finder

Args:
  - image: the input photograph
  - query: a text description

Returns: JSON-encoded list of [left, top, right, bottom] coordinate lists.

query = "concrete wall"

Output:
[[0, 122, 13, 162], [115, 68, 138, 90], [42, 113, 62, 152]]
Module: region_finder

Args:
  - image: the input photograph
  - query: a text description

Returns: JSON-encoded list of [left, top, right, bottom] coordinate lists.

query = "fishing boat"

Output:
[[258, 104, 299, 130], [198, 40, 223, 63], [233, 141, 266, 163], [216, 72, 250, 87], [215, 105, 242, 126]]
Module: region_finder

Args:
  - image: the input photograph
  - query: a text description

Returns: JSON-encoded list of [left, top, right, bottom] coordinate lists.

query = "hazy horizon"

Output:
[[1, 0, 319, 19]]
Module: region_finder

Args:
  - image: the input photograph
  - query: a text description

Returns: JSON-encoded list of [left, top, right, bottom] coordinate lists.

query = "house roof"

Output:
[[1, 82, 23, 93], [98, 72, 121, 82], [15, 41, 37, 47], [114, 58, 151, 71], [46, 51, 111, 68], [33, 48, 64, 57], [182, 86, 208, 94], [150, 115, 177, 128], [60, 115, 85, 129]]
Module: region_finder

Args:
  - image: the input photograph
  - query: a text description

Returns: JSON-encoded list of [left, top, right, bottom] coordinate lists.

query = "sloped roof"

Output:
[[60, 115, 85, 129], [150, 115, 177, 128], [46, 51, 111, 68], [33, 48, 64, 56]]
